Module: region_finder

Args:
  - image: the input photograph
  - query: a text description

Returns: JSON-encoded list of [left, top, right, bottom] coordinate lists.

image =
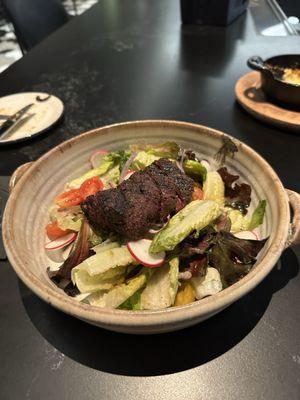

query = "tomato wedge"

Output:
[[79, 176, 104, 200], [55, 188, 83, 208], [55, 176, 103, 208], [46, 222, 70, 239]]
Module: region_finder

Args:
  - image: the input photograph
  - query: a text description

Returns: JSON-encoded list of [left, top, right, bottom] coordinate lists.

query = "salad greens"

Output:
[[46, 139, 268, 311], [150, 200, 221, 253], [248, 200, 267, 231], [183, 159, 207, 182], [203, 171, 225, 206], [71, 246, 135, 293]]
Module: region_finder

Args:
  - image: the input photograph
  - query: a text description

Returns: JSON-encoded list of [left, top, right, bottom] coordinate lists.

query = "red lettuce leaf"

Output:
[[48, 219, 90, 285], [218, 167, 251, 215]]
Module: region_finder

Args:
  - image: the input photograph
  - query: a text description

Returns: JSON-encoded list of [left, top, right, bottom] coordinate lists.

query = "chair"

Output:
[[2, 0, 69, 53]]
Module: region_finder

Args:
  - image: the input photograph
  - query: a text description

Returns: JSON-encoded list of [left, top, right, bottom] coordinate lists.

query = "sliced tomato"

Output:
[[79, 176, 103, 200], [55, 188, 83, 208], [46, 222, 70, 239], [192, 186, 203, 201]]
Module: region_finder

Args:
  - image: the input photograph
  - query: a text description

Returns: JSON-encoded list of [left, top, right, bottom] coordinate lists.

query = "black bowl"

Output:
[[247, 54, 300, 111]]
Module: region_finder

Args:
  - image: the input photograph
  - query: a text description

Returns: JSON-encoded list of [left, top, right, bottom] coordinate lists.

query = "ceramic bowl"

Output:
[[3, 120, 300, 334]]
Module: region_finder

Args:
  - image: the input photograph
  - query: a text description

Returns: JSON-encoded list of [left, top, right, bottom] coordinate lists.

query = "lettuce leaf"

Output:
[[131, 151, 161, 170], [150, 200, 221, 253], [226, 208, 249, 233], [248, 200, 267, 230], [203, 171, 225, 206], [104, 150, 131, 171], [169, 257, 180, 304], [218, 167, 251, 214], [67, 161, 114, 189], [92, 239, 120, 254], [66, 150, 129, 189], [49, 205, 83, 232], [130, 142, 180, 159], [140, 261, 179, 310], [208, 231, 268, 286], [88, 269, 150, 308], [71, 246, 135, 293], [118, 288, 143, 310], [183, 160, 207, 182]]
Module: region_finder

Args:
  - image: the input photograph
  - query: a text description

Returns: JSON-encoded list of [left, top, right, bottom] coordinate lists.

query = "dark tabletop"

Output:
[[0, 1, 299, 399]]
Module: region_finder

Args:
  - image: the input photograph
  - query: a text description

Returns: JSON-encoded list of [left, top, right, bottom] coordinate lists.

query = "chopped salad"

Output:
[[46, 139, 267, 310]]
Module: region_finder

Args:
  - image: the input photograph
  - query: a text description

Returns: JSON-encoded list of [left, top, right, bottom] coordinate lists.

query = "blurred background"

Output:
[[0, 0, 299, 74], [0, 0, 98, 73]]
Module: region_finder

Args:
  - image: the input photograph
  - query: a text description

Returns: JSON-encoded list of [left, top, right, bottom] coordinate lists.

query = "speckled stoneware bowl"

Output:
[[3, 121, 300, 334]]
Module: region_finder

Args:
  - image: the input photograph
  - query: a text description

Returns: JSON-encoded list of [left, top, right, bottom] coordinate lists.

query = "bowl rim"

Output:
[[3, 119, 290, 327]]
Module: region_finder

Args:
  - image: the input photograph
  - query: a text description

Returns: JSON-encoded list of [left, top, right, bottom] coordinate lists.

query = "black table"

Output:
[[0, 1, 299, 399]]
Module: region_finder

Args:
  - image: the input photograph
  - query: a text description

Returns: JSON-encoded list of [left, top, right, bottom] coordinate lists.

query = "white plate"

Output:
[[0, 92, 64, 144]]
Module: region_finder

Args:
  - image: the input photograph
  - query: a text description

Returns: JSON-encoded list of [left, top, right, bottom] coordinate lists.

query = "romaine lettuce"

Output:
[[71, 246, 135, 293], [88, 269, 151, 308], [183, 160, 207, 182], [150, 200, 221, 253], [203, 171, 225, 206], [248, 200, 266, 230], [140, 259, 179, 310]]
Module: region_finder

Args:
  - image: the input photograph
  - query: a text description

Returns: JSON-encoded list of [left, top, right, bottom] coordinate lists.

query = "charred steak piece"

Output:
[[81, 158, 194, 241]]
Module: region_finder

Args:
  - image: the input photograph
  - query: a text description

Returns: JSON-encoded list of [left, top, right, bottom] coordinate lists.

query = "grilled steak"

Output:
[[81, 158, 194, 241]]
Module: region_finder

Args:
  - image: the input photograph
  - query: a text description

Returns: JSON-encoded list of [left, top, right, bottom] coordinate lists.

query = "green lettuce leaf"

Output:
[[66, 150, 130, 189], [104, 150, 131, 171], [131, 151, 161, 170], [140, 260, 179, 310], [92, 239, 120, 254], [118, 288, 143, 310], [130, 142, 180, 159], [203, 171, 225, 206], [67, 161, 114, 189], [248, 200, 267, 230], [71, 246, 135, 293], [226, 208, 249, 233], [169, 257, 179, 304], [88, 269, 151, 308], [49, 205, 83, 232], [183, 160, 207, 182], [150, 200, 221, 253]]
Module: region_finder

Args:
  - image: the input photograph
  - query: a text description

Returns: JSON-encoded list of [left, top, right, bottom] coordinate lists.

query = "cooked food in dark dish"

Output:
[[81, 158, 194, 241], [45, 140, 268, 310]]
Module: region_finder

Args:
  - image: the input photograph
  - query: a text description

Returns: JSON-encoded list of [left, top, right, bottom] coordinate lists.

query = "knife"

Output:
[[0, 112, 36, 141], [0, 103, 34, 136]]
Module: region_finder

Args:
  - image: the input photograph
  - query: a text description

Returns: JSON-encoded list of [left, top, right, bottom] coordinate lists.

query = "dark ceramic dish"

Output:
[[247, 54, 300, 110]]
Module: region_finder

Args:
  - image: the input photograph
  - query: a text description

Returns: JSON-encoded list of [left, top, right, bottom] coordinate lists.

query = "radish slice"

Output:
[[234, 231, 258, 240], [127, 239, 165, 267], [119, 152, 137, 183], [124, 170, 134, 180], [45, 232, 77, 250], [62, 242, 74, 260], [90, 149, 109, 169]]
